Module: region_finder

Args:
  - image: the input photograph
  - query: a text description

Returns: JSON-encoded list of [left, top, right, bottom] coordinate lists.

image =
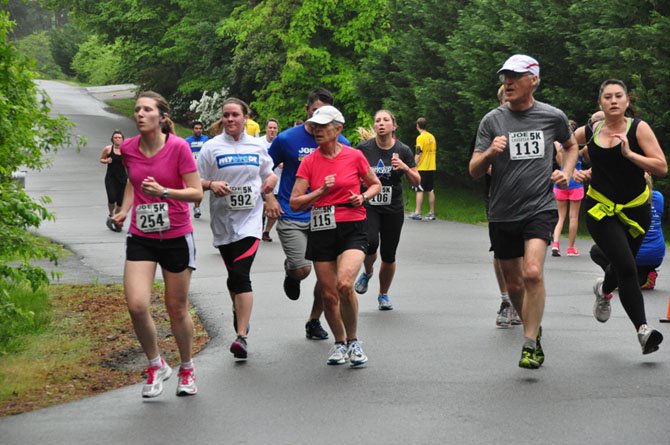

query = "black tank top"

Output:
[[106, 147, 127, 182], [586, 118, 646, 203]]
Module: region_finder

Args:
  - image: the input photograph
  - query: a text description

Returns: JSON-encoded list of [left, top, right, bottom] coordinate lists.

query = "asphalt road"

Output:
[[1, 81, 669, 444]]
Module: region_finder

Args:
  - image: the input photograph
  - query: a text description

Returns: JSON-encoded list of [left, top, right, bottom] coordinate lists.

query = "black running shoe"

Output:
[[283, 274, 300, 300], [230, 336, 248, 359], [305, 319, 329, 340]]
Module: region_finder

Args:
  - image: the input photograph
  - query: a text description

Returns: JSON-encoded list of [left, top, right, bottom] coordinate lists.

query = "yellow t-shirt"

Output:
[[245, 118, 261, 137], [415, 131, 437, 171]]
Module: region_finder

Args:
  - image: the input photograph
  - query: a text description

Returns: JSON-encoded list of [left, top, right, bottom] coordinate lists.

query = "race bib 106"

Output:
[[509, 130, 545, 161], [135, 203, 170, 233], [369, 186, 392, 206]]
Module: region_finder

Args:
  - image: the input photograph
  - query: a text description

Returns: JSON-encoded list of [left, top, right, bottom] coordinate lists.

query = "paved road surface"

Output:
[[1, 81, 668, 444]]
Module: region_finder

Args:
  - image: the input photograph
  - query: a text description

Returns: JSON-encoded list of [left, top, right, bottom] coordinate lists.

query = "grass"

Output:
[[0, 283, 209, 416], [104, 98, 192, 138]]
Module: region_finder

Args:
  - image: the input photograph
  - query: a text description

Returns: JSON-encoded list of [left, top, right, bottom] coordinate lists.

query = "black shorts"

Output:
[[218, 237, 259, 294], [105, 175, 126, 207], [412, 171, 435, 193], [306, 220, 368, 262], [126, 233, 196, 273], [488, 210, 557, 260]]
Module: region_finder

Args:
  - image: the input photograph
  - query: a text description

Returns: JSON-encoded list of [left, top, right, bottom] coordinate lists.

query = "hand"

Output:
[[572, 168, 591, 184], [140, 176, 163, 197], [111, 211, 127, 228], [488, 135, 507, 157], [320, 174, 336, 194], [551, 169, 569, 189], [263, 194, 283, 218], [348, 190, 364, 207], [614, 133, 632, 158], [210, 180, 232, 197], [391, 153, 406, 171]]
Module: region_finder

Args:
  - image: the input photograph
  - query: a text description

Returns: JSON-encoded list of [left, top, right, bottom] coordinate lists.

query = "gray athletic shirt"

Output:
[[474, 100, 572, 222]]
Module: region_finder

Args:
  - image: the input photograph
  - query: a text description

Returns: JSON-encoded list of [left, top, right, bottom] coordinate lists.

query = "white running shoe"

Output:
[[327, 343, 348, 365], [638, 324, 663, 355], [176, 367, 197, 396], [347, 340, 368, 368], [141, 360, 172, 398], [592, 278, 612, 323]]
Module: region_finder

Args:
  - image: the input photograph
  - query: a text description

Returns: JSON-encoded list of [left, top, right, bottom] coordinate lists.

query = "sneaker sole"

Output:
[[642, 330, 663, 355], [378, 305, 394, 311], [327, 358, 347, 365], [350, 358, 368, 368], [176, 387, 198, 397], [306, 332, 329, 340], [495, 322, 512, 329], [551, 251, 560, 257], [566, 253, 580, 256]]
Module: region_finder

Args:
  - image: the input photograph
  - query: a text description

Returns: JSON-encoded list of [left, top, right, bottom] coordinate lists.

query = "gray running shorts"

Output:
[[277, 219, 312, 270]]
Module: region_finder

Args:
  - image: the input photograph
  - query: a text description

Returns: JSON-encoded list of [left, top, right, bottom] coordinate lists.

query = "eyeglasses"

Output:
[[498, 71, 531, 82]]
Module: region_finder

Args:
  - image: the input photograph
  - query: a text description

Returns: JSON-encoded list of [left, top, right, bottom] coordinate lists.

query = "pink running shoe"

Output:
[[551, 241, 561, 257], [566, 247, 580, 256], [641, 270, 658, 290]]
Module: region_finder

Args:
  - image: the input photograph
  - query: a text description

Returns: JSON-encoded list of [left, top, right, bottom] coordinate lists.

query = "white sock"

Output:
[[180, 361, 194, 370], [501, 293, 510, 302], [149, 356, 163, 368]]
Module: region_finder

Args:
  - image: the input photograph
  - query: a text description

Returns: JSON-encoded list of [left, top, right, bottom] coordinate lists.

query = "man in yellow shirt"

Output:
[[409, 117, 437, 220]]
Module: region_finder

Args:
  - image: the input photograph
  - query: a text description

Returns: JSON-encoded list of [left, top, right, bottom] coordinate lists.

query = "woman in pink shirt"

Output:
[[290, 105, 381, 368], [113, 91, 203, 398]]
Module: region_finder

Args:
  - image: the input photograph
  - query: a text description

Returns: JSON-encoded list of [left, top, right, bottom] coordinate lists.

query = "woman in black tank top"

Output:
[[99, 130, 127, 231], [573, 79, 667, 355]]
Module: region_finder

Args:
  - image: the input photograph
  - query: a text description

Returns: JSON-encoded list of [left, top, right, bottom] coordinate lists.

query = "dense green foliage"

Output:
[[0, 7, 75, 292], [17, 0, 670, 191], [13, 30, 64, 79]]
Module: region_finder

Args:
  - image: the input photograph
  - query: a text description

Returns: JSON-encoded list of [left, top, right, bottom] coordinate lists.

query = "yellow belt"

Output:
[[586, 185, 650, 238]]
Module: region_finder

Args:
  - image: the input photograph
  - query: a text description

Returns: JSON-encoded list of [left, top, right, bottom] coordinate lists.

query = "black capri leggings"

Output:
[[105, 174, 126, 207], [218, 237, 259, 294], [585, 197, 651, 329], [365, 209, 404, 263]]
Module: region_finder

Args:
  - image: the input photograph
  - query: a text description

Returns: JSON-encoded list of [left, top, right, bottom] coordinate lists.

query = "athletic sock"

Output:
[[501, 292, 510, 302], [149, 356, 163, 368], [523, 338, 536, 350], [180, 360, 194, 370]]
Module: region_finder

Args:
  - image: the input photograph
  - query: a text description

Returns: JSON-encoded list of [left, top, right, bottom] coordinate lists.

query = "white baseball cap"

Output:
[[306, 105, 345, 125], [497, 54, 540, 78]]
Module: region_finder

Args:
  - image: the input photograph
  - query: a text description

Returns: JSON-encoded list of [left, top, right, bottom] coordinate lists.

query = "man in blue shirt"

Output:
[[185, 121, 209, 218], [266, 88, 349, 340]]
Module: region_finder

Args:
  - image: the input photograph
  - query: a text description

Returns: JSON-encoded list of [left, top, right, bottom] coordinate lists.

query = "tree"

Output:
[[0, 7, 76, 290]]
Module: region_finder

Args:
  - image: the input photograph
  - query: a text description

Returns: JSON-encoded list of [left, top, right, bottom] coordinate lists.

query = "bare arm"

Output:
[[99, 145, 112, 164], [469, 135, 507, 179], [619, 121, 667, 177], [290, 176, 332, 212], [140, 171, 204, 203]]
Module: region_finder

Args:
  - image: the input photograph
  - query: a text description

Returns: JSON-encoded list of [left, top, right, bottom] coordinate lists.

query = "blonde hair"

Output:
[[357, 126, 376, 141]]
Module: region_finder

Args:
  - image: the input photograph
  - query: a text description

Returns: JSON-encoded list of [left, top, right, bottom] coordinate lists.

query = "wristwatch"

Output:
[[362, 193, 369, 204], [162, 188, 169, 199]]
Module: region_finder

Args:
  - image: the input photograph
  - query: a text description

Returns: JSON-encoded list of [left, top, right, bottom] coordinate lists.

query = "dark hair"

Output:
[[416, 117, 428, 129], [222, 97, 250, 116], [375, 109, 397, 126], [137, 91, 174, 134], [306, 87, 334, 107], [294, 120, 304, 126], [192, 120, 203, 128], [598, 79, 636, 117], [266, 118, 279, 127], [110, 129, 125, 143]]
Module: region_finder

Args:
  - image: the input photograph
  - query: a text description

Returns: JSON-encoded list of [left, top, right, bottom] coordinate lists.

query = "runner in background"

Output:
[[100, 130, 127, 232], [354, 110, 420, 311], [185, 121, 209, 218]]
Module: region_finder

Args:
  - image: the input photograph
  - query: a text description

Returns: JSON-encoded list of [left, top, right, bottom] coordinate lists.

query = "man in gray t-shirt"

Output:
[[469, 54, 578, 370]]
